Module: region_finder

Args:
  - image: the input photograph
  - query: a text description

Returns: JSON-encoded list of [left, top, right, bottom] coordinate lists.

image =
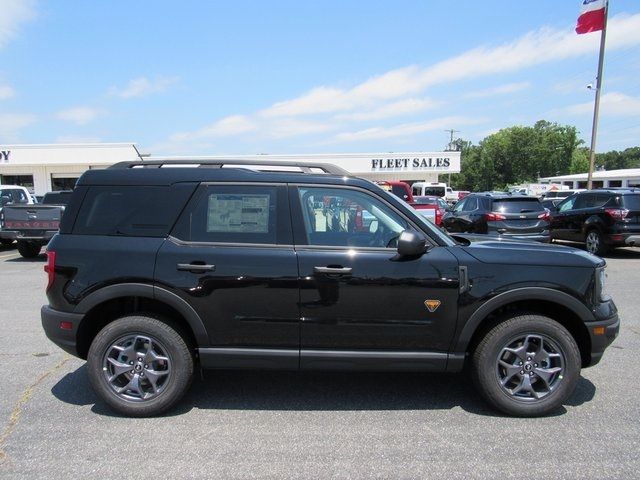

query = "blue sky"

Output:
[[1, 1, 639, 155]]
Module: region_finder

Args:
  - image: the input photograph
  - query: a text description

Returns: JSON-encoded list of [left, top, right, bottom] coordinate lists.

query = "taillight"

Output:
[[44, 250, 56, 291], [485, 212, 506, 221], [435, 208, 443, 225], [605, 208, 629, 220], [538, 211, 550, 221]]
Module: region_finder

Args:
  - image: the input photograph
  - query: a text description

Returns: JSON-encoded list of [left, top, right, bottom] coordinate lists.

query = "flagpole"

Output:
[[586, 0, 609, 190]]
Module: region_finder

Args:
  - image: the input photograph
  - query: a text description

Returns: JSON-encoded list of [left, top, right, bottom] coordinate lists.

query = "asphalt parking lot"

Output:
[[0, 243, 639, 479]]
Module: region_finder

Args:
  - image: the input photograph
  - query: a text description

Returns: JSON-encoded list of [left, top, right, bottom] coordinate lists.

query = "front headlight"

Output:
[[596, 267, 610, 302]]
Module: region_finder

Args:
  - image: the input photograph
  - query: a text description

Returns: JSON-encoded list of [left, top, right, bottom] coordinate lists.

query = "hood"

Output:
[[450, 234, 603, 268]]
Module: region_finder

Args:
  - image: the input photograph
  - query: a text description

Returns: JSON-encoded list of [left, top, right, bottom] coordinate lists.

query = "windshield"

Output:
[[414, 196, 438, 205]]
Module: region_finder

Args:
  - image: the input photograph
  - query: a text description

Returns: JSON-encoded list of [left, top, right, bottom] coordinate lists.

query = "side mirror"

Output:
[[397, 230, 428, 257]]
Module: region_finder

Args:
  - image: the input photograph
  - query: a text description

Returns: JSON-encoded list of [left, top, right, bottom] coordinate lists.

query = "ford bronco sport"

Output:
[[41, 159, 619, 417]]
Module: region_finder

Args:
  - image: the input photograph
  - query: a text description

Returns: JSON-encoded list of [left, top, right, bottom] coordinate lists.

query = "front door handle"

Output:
[[177, 263, 216, 273], [313, 266, 353, 275]]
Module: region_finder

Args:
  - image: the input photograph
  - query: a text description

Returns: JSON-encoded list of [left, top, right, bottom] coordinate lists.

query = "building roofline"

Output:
[[0, 143, 138, 149]]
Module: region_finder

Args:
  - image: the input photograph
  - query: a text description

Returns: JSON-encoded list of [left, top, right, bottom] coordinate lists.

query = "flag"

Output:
[[576, 0, 606, 34]]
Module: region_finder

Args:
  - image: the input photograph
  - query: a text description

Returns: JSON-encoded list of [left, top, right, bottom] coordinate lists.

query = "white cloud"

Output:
[[0, 113, 36, 140], [0, 0, 36, 49], [170, 115, 256, 142], [108, 76, 179, 99], [163, 13, 640, 149], [558, 92, 640, 117], [0, 84, 15, 100], [331, 116, 487, 143], [56, 106, 105, 125], [336, 98, 441, 122], [464, 82, 531, 99], [259, 13, 640, 119]]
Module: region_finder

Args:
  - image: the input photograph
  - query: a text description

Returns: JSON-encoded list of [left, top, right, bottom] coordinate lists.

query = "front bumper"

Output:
[[585, 300, 619, 367], [41, 305, 84, 357]]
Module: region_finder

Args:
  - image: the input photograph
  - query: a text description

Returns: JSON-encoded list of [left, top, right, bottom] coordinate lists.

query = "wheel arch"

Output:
[[456, 288, 593, 367], [74, 283, 209, 359]]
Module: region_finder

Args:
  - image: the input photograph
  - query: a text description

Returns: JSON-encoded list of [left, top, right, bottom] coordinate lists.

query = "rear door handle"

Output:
[[177, 263, 216, 273], [313, 266, 353, 275]]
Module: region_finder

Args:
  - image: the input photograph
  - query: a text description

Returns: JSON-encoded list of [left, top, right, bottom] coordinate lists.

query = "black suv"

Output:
[[442, 192, 550, 243], [41, 160, 619, 417], [550, 188, 640, 255]]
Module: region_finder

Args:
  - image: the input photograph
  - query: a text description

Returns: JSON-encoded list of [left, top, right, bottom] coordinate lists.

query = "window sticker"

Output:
[[207, 194, 270, 233]]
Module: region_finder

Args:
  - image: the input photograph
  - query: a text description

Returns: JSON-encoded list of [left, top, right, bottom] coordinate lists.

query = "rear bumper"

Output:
[[0, 230, 56, 242], [41, 305, 83, 357]]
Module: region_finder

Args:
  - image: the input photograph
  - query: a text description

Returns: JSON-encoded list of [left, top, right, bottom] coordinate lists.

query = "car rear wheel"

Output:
[[471, 314, 581, 417], [87, 315, 194, 417], [585, 229, 608, 256]]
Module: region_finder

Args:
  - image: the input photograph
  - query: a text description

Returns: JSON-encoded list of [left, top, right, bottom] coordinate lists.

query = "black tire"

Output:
[[0, 238, 14, 246], [87, 315, 194, 417], [471, 314, 581, 417], [585, 229, 608, 256], [17, 241, 41, 258]]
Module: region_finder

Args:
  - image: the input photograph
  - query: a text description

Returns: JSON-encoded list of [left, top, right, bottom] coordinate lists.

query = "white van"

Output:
[[411, 182, 449, 198]]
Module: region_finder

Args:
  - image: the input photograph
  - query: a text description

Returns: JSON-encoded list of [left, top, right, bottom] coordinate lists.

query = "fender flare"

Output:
[[454, 287, 594, 352], [74, 283, 209, 346]]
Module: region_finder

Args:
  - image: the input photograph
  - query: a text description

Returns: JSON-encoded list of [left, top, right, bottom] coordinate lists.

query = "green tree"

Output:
[[570, 147, 590, 174]]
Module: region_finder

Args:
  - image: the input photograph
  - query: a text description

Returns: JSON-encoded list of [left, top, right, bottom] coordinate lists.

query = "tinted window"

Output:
[[297, 187, 408, 248], [463, 197, 478, 211], [492, 198, 544, 213], [391, 185, 408, 200], [43, 191, 73, 205], [423, 186, 445, 197], [11, 189, 29, 204], [558, 195, 577, 212], [621, 194, 640, 210], [173, 185, 281, 244], [453, 198, 467, 212], [73, 185, 194, 237]]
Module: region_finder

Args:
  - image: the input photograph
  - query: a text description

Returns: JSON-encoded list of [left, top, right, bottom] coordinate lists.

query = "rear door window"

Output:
[[492, 198, 544, 213], [172, 184, 290, 245]]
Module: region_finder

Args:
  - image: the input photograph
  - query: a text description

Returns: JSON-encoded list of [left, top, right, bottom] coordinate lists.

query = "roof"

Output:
[[541, 168, 640, 182]]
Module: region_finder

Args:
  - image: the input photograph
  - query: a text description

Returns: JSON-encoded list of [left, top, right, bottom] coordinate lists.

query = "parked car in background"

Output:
[[549, 188, 640, 255], [412, 195, 448, 225], [375, 180, 414, 203], [442, 192, 550, 243], [0, 190, 73, 257]]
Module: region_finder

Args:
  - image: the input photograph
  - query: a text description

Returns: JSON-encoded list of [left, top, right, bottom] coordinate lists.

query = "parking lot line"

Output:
[[0, 252, 21, 260]]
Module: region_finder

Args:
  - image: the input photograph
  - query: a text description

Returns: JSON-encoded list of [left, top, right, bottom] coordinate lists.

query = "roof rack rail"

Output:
[[109, 159, 351, 176]]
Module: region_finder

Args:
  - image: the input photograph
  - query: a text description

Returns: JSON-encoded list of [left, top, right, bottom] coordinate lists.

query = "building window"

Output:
[[577, 181, 588, 189], [608, 180, 622, 188], [51, 176, 79, 191], [592, 181, 604, 189], [0, 174, 34, 191]]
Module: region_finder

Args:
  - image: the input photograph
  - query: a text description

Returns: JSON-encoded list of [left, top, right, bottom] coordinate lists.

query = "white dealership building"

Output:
[[0, 143, 461, 196]]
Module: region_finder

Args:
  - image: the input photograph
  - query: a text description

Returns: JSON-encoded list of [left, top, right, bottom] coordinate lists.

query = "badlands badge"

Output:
[[424, 299, 441, 313]]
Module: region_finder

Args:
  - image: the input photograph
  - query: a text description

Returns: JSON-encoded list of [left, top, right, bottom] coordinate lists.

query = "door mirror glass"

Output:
[[397, 230, 427, 257], [369, 219, 379, 233]]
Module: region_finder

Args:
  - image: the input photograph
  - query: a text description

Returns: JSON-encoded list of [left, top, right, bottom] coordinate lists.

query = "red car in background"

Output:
[[412, 195, 448, 226]]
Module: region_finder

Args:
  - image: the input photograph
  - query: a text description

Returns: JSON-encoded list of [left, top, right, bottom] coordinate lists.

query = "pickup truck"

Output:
[[0, 190, 72, 257]]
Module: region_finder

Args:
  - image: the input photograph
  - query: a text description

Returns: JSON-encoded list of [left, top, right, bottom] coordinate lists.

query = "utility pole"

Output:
[[444, 129, 460, 151], [444, 130, 460, 186]]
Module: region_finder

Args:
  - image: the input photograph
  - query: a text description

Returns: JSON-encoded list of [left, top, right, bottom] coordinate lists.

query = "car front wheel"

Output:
[[87, 315, 194, 417], [472, 314, 581, 417]]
